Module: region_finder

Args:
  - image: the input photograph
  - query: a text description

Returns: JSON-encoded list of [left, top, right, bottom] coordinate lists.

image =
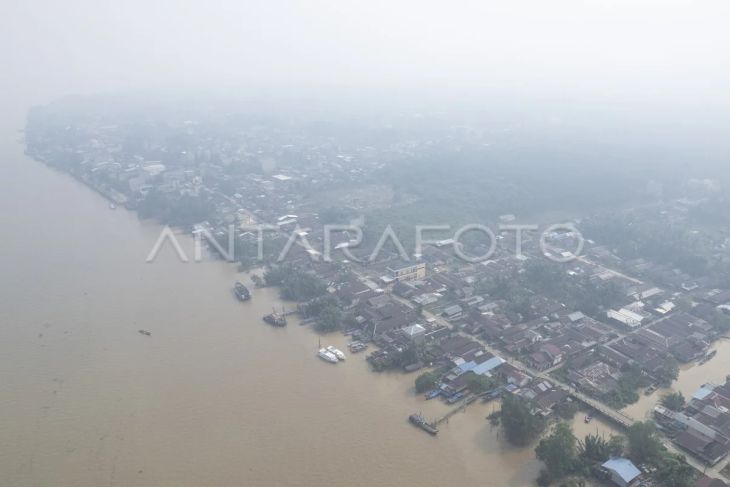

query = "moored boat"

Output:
[[263, 309, 286, 326], [233, 281, 251, 301], [425, 389, 441, 400], [318, 348, 338, 363], [408, 413, 438, 435], [326, 346, 346, 361]]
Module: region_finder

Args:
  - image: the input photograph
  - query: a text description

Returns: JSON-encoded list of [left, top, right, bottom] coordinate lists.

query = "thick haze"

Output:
[[2, 0, 730, 110]]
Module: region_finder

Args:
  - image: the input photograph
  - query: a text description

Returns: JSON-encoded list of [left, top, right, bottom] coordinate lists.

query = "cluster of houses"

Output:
[[299, 223, 730, 427], [655, 380, 730, 467]]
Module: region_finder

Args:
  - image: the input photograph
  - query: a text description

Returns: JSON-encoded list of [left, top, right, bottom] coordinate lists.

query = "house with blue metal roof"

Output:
[[601, 457, 641, 487]]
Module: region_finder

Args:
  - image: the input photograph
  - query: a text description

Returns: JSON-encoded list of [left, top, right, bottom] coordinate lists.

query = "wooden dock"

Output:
[[434, 394, 478, 426]]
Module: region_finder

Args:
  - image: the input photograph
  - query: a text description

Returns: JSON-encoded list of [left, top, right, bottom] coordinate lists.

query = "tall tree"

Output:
[[536, 423, 578, 480], [655, 356, 679, 388], [627, 421, 663, 465], [500, 394, 545, 446], [655, 454, 696, 487], [661, 391, 686, 412]]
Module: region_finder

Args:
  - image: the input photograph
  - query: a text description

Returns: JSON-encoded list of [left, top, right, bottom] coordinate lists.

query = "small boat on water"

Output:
[[409, 413, 439, 435], [584, 414, 593, 423], [138, 329, 151, 336], [318, 348, 339, 363], [263, 308, 287, 326], [348, 341, 368, 353], [233, 281, 251, 301], [109, 203, 117, 210], [425, 390, 441, 400], [326, 346, 346, 361]]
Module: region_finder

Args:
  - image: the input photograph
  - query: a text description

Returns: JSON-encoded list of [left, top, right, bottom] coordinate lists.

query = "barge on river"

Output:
[[263, 309, 287, 327], [408, 413, 438, 436]]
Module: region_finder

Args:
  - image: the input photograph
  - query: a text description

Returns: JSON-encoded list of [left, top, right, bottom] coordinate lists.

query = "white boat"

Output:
[[326, 346, 346, 361], [318, 348, 338, 363]]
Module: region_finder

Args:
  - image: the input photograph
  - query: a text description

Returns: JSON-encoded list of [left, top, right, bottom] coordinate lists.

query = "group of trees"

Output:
[[625, 422, 695, 487], [138, 190, 215, 227], [522, 260, 625, 317], [534, 420, 695, 487], [497, 394, 547, 446], [314, 304, 358, 333], [601, 364, 652, 409], [262, 266, 361, 333], [661, 391, 686, 411], [370, 343, 421, 372], [299, 294, 358, 333], [598, 359, 678, 409], [581, 214, 711, 277], [535, 424, 625, 486], [463, 372, 497, 395], [478, 260, 625, 320], [263, 265, 327, 301], [655, 356, 680, 388], [415, 370, 442, 393], [535, 423, 578, 484]]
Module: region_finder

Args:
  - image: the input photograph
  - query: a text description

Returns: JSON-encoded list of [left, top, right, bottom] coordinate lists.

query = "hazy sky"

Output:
[[2, 0, 730, 108]]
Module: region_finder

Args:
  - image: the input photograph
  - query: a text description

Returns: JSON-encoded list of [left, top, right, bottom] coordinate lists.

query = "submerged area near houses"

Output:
[[16, 96, 730, 486]]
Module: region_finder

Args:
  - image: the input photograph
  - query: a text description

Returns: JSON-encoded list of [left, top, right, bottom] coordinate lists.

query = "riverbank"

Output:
[[1, 135, 548, 486]]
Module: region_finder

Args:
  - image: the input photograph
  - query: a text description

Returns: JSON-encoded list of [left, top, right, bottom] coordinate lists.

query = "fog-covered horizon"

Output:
[[3, 0, 730, 111]]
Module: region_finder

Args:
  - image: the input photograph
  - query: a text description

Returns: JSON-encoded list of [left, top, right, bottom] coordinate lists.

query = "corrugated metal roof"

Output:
[[602, 457, 641, 482], [694, 385, 715, 401]]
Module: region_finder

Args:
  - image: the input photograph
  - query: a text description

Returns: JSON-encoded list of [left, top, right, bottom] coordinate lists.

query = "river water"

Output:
[[0, 106, 544, 486]]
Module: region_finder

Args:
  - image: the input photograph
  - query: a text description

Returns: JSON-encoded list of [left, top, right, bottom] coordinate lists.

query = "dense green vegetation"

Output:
[[655, 357, 680, 388], [370, 343, 421, 372], [661, 391, 686, 411], [625, 421, 696, 487], [578, 433, 624, 462], [463, 372, 497, 394], [498, 394, 546, 446], [626, 421, 663, 465], [299, 295, 357, 333], [536, 427, 625, 486], [535, 423, 578, 485], [581, 214, 711, 277], [478, 260, 625, 319], [655, 453, 697, 487], [263, 265, 326, 301], [601, 364, 652, 409], [554, 400, 579, 420], [415, 370, 442, 393], [373, 148, 647, 228], [531, 420, 695, 487], [138, 190, 215, 227], [314, 305, 346, 333]]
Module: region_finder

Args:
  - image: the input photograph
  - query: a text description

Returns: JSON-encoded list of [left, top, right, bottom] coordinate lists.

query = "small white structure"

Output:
[[607, 308, 645, 328]]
